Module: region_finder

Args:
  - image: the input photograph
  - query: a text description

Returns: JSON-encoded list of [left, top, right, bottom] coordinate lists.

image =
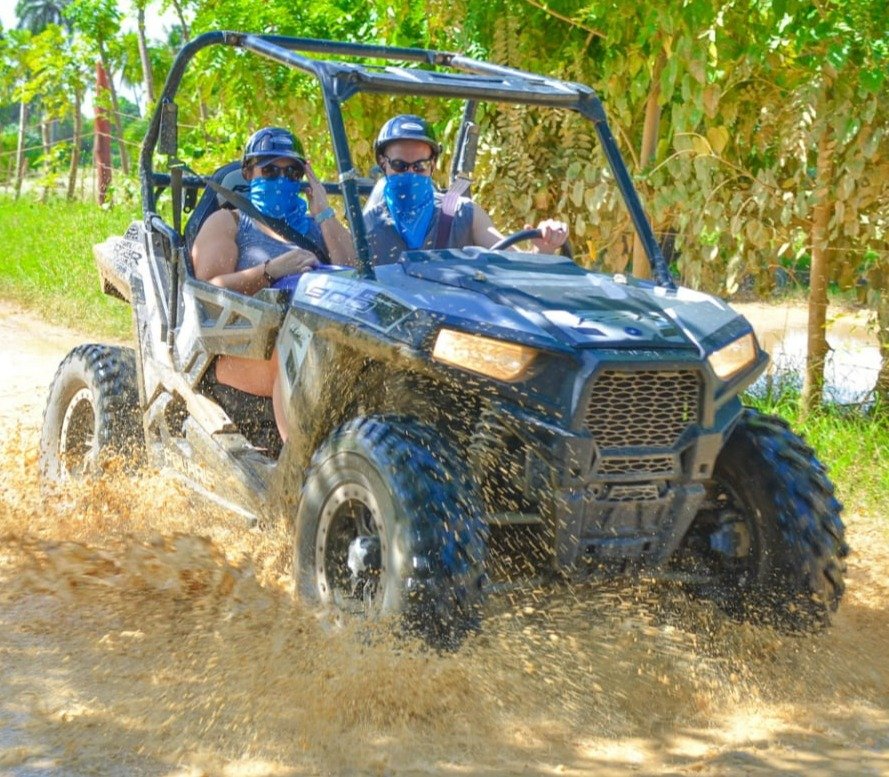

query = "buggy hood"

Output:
[[383, 249, 751, 354]]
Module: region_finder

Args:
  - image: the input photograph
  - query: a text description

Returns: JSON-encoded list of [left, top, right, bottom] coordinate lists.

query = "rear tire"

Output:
[[293, 416, 487, 649], [678, 409, 848, 630], [40, 344, 142, 481]]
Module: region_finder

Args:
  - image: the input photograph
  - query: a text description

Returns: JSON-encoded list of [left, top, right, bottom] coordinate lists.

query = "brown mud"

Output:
[[0, 300, 887, 776]]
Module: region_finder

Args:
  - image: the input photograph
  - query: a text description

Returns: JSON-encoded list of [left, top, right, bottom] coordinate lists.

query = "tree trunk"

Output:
[[802, 123, 834, 414], [875, 291, 889, 409], [870, 256, 889, 410], [631, 52, 666, 279], [40, 118, 50, 156], [40, 119, 52, 202], [98, 48, 130, 176], [95, 63, 113, 205], [67, 89, 83, 201], [170, 0, 190, 41], [14, 100, 28, 200], [136, 7, 155, 106]]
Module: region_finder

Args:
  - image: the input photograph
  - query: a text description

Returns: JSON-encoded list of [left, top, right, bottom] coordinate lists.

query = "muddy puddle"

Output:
[[1, 301, 887, 776], [734, 302, 880, 405]]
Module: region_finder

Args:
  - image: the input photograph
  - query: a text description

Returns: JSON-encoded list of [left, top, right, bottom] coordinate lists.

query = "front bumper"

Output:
[[475, 398, 735, 571]]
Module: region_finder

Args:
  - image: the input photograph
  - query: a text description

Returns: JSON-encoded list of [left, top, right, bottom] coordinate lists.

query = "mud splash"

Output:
[[2, 423, 888, 776]]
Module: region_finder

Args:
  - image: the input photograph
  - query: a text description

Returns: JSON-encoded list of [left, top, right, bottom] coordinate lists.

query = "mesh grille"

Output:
[[585, 370, 701, 448], [607, 483, 661, 502], [597, 455, 675, 476]]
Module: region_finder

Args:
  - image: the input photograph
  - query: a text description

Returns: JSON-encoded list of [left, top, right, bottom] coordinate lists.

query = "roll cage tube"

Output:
[[141, 31, 674, 287]]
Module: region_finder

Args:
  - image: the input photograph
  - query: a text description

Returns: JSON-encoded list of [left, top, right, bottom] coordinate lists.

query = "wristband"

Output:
[[262, 260, 275, 286], [315, 206, 335, 224]]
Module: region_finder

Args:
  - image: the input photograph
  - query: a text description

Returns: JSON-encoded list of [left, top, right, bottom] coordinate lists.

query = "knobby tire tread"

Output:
[[725, 408, 848, 628], [303, 415, 488, 648], [40, 343, 142, 480]]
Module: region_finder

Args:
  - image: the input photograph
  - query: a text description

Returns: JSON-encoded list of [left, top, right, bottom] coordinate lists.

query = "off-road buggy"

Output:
[[40, 32, 848, 648]]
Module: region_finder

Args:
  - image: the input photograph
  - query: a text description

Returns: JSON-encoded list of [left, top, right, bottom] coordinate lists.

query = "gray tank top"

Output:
[[363, 191, 475, 266], [234, 212, 324, 271]]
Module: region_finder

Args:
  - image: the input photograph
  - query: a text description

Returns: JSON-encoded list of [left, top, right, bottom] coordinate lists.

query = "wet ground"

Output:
[[0, 300, 886, 776]]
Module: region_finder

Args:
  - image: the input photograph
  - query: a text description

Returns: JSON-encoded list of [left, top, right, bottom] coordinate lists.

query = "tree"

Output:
[[0, 27, 33, 199], [14, 0, 72, 33], [133, 0, 154, 105], [64, 0, 130, 175], [772, 0, 889, 412], [21, 24, 90, 199], [14, 0, 72, 163]]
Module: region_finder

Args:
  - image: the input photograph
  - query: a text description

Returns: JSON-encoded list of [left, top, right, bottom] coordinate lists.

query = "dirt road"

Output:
[[0, 300, 886, 776]]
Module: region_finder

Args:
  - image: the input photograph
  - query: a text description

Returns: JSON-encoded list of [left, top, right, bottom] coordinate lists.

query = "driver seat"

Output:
[[184, 161, 248, 259]]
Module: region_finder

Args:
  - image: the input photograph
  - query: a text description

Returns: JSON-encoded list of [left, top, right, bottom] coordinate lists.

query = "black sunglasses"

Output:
[[257, 161, 305, 181], [383, 156, 435, 174]]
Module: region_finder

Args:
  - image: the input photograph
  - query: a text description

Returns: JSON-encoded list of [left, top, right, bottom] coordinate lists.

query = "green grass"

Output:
[[745, 389, 889, 518], [0, 196, 134, 339]]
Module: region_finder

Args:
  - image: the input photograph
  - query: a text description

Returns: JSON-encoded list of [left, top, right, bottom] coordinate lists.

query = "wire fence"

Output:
[[0, 133, 143, 158]]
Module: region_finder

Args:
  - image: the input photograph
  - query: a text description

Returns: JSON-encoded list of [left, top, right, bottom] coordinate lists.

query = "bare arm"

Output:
[[192, 209, 318, 293], [305, 161, 357, 265], [470, 205, 505, 248], [191, 209, 251, 288], [470, 205, 569, 253]]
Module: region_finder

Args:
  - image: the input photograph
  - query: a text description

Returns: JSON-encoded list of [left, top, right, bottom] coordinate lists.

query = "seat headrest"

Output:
[[217, 167, 249, 207]]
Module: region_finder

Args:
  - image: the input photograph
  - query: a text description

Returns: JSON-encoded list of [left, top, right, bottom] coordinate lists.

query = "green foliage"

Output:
[[0, 196, 132, 337], [745, 385, 889, 516], [1, 0, 886, 301]]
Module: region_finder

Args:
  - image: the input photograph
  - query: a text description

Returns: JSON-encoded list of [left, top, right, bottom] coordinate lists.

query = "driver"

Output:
[[363, 114, 568, 265]]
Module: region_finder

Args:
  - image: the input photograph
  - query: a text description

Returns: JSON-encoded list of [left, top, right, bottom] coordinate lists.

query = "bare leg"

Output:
[[215, 354, 276, 396], [272, 367, 288, 443]]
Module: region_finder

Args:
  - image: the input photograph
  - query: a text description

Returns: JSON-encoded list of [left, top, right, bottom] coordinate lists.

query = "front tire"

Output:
[[39, 344, 142, 481], [293, 417, 487, 649], [678, 409, 848, 630]]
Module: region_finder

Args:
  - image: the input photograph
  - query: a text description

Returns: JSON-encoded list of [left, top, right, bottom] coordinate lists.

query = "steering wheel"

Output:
[[490, 228, 573, 259]]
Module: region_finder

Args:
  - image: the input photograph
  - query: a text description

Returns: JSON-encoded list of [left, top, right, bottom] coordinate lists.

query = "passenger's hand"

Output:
[[304, 161, 330, 216], [269, 247, 320, 278], [527, 219, 569, 254]]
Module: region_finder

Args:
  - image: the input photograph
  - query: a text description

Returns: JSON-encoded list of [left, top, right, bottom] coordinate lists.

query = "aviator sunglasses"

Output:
[[256, 161, 306, 181], [382, 155, 435, 174]]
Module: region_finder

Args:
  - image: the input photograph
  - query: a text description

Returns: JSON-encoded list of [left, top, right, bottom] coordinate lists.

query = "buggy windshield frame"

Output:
[[141, 31, 674, 287]]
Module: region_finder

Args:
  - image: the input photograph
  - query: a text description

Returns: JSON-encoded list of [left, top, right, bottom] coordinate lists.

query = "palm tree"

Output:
[[15, 0, 72, 33]]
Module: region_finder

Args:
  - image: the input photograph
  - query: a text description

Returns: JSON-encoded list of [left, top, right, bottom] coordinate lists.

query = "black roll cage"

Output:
[[141, 31, 674, 288]]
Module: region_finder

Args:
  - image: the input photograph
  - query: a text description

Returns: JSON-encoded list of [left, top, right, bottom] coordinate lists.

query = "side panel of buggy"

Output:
[[93, 202, 287, 519]]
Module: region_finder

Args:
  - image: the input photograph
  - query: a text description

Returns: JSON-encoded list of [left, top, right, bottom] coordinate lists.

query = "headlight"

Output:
[[432, 328, 539, 382], [708, 333, 757, 380]]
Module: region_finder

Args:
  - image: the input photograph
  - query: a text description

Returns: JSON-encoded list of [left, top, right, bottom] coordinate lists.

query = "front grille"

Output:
[[606, 483, 661, 502], [597, 455, 675, 476], [585, 369, 701, 448]]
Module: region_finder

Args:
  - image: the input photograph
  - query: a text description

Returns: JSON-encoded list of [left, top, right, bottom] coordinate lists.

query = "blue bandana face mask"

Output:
[[249, 176, 314, 236], [383, 173, 435, 250]]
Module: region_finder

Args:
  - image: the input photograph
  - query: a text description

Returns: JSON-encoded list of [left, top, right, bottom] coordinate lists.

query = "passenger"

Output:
[[191, 126, 353, 440], [364, 114, 569, 264]]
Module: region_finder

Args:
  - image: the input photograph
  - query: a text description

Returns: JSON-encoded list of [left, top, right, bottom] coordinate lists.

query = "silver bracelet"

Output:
[[315, 206, 335, 224]]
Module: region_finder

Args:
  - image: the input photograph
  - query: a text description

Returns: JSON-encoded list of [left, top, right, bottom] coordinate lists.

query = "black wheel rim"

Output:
[[59, 387, 96, 478], [316, 483, 388, 616]]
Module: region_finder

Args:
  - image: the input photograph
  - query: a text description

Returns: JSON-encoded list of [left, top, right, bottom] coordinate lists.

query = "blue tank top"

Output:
[[234, 212, 324, 271]]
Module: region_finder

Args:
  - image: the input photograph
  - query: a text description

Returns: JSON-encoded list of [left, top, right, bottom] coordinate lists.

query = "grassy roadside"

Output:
[[0, 197, 133, 339], [1, 194, 885, 518], [745, 392, 888, 519]]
